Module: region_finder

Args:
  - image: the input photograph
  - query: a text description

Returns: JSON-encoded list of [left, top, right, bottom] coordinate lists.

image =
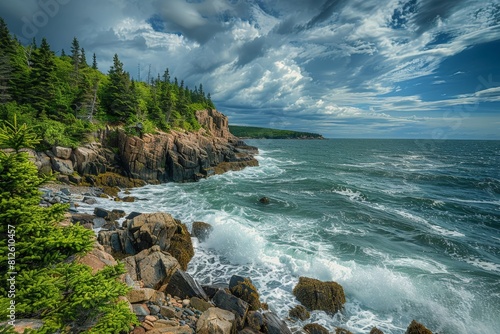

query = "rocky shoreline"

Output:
[[22, 184, 435, 334]]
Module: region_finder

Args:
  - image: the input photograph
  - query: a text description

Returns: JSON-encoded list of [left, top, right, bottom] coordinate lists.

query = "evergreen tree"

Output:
[[30, 37, 57, 116], [0, 19, 13, 103], [60, 48, 66, 57], [102, 53, 132, 120], [92, 52, 97, 70], [0, 117, 137, 332], [80, 47, 87, 67]]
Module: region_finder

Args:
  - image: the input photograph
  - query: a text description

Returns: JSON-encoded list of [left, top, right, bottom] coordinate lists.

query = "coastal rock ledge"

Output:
[[32, 109, 259, 185]]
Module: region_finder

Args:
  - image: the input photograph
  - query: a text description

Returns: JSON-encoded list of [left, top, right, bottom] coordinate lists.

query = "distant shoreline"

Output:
[[230, 125, 324, 140]]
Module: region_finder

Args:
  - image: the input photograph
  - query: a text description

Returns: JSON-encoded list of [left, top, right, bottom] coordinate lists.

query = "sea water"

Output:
[[79, 139, 500, 334]]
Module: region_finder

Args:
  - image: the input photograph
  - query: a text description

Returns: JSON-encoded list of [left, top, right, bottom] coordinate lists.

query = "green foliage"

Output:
[[229, 125, 324, 139], [0, 16, 216, 147], [0, 120, 137, 333]]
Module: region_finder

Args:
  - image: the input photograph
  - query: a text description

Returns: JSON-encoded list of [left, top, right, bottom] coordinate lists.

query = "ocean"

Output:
[[81, 139, 500, 334]]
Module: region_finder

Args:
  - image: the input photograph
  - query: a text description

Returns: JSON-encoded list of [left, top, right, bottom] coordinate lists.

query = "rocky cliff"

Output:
[[32, 109, 258, 186]]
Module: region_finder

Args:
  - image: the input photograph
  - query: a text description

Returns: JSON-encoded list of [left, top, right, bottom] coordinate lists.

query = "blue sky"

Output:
[[1, 0, 499, 139]]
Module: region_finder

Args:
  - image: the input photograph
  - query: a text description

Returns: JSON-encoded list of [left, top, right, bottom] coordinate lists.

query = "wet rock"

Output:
[[335, 328, 353, 334], [370, 327, 384, 334], [167, 221, 194, 270], [213, 289, 249, 329], [289, 305, 310, 321], [405, 320, 432, 334], [165, 269, 209, 301], [246, 311, 265, 332], [196, 307, 236, 334], [203, 283, 229, 299], [262, 311, 292, 334], [192, 221, 213, 242], [259, 197, 270, 204], [83, 196, 97, 205], [304, 323, 329, 334], [229, 275, 261, 311], [292, 276, 345, 313]]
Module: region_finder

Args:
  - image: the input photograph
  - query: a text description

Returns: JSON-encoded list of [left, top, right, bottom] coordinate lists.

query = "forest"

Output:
[[0, 17, 215, 150]]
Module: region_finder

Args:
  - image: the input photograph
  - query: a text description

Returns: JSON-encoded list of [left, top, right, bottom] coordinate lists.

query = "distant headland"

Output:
[[229, 125, 324, 139]]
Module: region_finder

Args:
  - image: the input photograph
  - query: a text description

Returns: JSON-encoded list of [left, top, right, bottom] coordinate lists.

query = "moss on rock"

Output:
[[168, 222, 194, 271], [289, 305, 310, 321], [292, 276, 346, 313], [229, 276, 262, 311], [406, 320, 432, 334], [304, 323, 329, 334]]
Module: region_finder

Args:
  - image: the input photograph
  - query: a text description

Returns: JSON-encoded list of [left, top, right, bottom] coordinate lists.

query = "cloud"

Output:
[[0, 0, 498, 138]]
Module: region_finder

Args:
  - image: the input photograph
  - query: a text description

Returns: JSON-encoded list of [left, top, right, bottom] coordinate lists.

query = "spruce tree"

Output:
[[92, 52, 97, 70], [102, 54, 132, 120], [29, 38, 57, 116], [0, 116, 136, 332]]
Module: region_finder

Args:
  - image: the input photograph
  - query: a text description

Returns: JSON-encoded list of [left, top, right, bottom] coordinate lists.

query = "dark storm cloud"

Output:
[[235, 36, 267, 67], [0, 0, 498, 138]]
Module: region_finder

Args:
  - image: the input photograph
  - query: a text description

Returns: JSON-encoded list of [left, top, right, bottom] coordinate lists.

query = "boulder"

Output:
[[213, 289, 249, 329], [77, 243, 117, 274], [164, 269, 208, 301], [0, 319, 44, 333], [304, 323, 329, 334], [259, 197, 270, 204], [292, 277, 345, 313], [192, 221, 213, 242], [167, 221, 194, 270], [203, 283, 229, 299], [126, 212, 178, 252], [289, 305, 310, 321], [335, 328, 353, 334], [196, 307, 236, 334], [370, 328, 384, 334], [190, 296, 213, 312], [50, 157, 74, 175], [246, 311, 265, 332], [124, 247, 180, 290], [53, 146, 73, 159], [229, 275, 261, 311], [262, 311, 292, 334], [127, 288, 157, 303], [405, 320, 432, 334]]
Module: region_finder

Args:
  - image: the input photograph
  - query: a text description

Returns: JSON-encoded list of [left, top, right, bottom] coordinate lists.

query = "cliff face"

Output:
[[33, 109, 258, 185]]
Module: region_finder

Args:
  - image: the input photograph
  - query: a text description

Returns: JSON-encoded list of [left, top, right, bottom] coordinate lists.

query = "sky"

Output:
[[1, 0, 499, 139]]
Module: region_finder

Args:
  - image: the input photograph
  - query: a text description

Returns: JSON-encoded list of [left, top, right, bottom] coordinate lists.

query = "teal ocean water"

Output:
[[84, 139, 500, 333]]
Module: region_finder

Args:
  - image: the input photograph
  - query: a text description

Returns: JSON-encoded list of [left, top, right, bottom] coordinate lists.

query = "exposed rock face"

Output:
[[192, 221, 213, 242], [292, 277, 346, 314], [31, 109, 257, 185], [164, 269, 209, 301]]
